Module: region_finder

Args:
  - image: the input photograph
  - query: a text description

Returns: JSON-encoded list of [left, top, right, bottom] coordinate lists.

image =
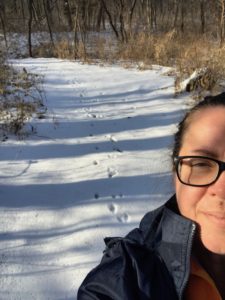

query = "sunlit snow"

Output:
[[0, 58, 188, 299]]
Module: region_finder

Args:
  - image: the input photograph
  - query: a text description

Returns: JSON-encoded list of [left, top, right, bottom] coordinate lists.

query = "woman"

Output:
[[78, 92, 225, 300]]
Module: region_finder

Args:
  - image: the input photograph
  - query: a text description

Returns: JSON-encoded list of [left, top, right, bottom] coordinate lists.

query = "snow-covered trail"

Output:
[[0, 58, 187, 299]]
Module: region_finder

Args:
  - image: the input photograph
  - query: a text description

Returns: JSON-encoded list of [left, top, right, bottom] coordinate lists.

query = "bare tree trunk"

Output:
[[0, 1, 7, 49], [20, 0, 26, 28], [46, 0, 54, 26], [173, 0, 179, 29], [200, 0, 205, 34], [30, 1, 39, 26], [128, 0, 137, 35], [100, 0, 120, 40], [28, 0, 33, 57], [64, 0, 73, 30], [118, 0, 127, 42], [35, 0, 42, 19], [56, 0, 61, 26], [78, 18, 87, 60], [151, 0, 156, 30], [43, 0, 54, 47], [219, 0, 225, 46], [96, 4, 103, 31], [73, 5, 79, 59], [146, 0, 151, 31], [20, 0, 25, 19], [180, 0, 185, 33], [81, 0, 89, 31]]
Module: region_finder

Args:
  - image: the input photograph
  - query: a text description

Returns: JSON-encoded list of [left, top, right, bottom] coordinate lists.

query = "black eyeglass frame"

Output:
[[174, 155, 225, 187]]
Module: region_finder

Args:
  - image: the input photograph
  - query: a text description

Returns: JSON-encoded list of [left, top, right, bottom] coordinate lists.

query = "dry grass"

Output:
[[175, 36, 225, 96], [53, 40, 74, 59], [117, 32, 225, 97], [51, 36, 115, 63], [19, 30, 225, 100], [0, 56, 45, 139]]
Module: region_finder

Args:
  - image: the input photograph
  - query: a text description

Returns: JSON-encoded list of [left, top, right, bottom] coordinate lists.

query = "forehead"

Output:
[[188, 106, 225, 129], [181, 106, 225, 155]]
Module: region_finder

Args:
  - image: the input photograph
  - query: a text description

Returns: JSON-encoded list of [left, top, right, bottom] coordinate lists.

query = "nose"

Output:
[[208, 170, 225, 199]]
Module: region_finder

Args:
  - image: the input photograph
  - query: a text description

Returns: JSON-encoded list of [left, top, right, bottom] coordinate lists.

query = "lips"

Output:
[[203, 212, 225, 225]]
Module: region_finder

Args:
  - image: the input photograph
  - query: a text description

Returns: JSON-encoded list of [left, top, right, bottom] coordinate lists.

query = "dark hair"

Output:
[[172, 92, 225, 161]]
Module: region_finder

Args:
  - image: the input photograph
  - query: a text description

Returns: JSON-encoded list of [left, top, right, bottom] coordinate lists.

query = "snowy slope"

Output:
[[0, 58, 188, 299]]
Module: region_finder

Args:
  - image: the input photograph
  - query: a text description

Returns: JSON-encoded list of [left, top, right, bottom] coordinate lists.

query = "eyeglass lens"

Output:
[[177, 157, 219, 186]]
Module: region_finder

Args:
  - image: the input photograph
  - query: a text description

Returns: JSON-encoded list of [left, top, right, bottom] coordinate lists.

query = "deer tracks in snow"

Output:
[[108, 202, 130, 223]]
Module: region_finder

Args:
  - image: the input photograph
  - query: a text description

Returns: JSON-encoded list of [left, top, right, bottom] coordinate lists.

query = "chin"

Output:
[[198, 221, 225, 253]]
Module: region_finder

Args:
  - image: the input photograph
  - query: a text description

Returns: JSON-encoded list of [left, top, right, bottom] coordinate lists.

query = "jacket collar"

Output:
[[147, 195, 196, 299]]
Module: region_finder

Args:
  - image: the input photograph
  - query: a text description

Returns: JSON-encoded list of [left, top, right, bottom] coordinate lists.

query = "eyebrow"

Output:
[[190, 149, 218, 158]]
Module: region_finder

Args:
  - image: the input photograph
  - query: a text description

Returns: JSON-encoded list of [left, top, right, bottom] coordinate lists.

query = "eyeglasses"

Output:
[[174, 156, 225, 187]]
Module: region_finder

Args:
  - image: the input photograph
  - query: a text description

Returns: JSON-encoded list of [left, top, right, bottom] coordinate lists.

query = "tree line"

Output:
[[0, 0, 225, 56]]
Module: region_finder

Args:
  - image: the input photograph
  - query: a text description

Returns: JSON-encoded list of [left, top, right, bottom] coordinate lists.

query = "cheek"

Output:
[[175, 178, 205, 220]]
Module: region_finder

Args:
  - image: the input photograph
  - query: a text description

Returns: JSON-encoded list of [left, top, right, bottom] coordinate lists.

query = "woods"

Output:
[[1, 0, 225, 92], [0, 0, 225, 45]]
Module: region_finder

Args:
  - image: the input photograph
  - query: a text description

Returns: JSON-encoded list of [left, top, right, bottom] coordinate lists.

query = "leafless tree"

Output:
[[218, 0, 225, 45], [28, 0, 34, 57], [200, 0, 206, 34], [1, 0, 225, 56], [0, 0, 7, 49], [43, 0, 54, 47], [100, 0, 120, 40], [64, 0, 73, 30]]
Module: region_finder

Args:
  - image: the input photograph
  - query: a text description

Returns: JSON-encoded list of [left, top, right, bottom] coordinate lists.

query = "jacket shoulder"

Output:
[[77, 200, 177, 300], [77, 236, 176, 300], [125, 203, 166, 246]]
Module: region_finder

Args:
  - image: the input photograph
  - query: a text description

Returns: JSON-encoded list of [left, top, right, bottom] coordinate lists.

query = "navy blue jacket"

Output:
[[77, 195, 196, 300]]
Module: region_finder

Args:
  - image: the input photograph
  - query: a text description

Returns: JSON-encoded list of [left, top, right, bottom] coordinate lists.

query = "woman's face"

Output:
[[175, 106, 225, 253]]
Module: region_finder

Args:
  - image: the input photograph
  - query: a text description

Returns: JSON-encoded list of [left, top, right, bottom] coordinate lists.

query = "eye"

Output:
[[190, 159, 214, 169]]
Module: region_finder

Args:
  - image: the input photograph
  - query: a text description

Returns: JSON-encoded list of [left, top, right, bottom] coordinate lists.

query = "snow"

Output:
[[0, 58, 188, 299]]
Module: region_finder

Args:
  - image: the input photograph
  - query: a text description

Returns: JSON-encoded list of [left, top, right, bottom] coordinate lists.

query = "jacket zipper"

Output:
[[179, 222, 196, 300]]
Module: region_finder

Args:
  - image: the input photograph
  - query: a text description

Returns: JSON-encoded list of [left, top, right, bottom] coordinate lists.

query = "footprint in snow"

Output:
[[113, 147, 123, 153], [108, 202, 130, 223], [110, 136, 117, 142], [108, 203, 118, 214], [94, 193, 99, 199], [107, 134, 117, 143], [117, 213, 130, 223], [92, 113, 104, 119], [87, 113, 99, 119], [107, 135, 123, 152], [107, 167, 118, 178]]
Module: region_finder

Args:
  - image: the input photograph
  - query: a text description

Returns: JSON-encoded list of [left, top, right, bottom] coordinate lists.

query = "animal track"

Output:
[[108, 202, 130, 223], [107, 134, 117, 143], [117, 213, 129, 223], [94, 193, 99, 199], [108, 203, 118, 214], [85, 107, 104, 120], [106, 135, 123, 152], [87, 113, 97, 118], [113, 147, 123, 153], [107, 167, 118, 178], [93, 160, 99, 165]]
